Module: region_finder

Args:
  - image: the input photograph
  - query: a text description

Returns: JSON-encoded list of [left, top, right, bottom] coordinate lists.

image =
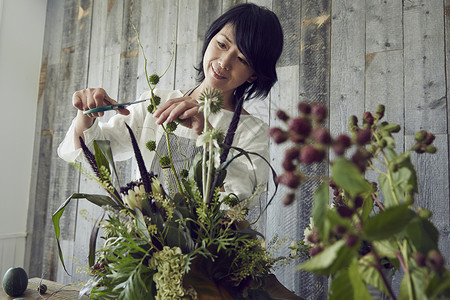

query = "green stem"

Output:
[[399, 239, 415, 299], [162, 125, 184, 195]]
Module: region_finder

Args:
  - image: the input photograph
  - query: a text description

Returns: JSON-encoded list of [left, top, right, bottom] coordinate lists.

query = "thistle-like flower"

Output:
[[198, 89, 223, 114]]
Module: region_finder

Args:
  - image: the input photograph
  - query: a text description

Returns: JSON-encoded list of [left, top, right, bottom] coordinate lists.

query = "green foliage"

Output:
[[272, 103, 448, 299]]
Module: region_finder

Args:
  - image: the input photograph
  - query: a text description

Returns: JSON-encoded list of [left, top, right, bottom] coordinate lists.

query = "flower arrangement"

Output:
[[270, 101, 450, 299], [52, 30, 305, 299]]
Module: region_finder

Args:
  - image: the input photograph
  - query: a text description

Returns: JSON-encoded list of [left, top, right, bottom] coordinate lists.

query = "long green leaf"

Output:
[[94, 140, 120, 186], [363, 204, 415, 241], [52, 193, 119, 274], [89, 211, 105, 267], [312, 183, 329, 238]]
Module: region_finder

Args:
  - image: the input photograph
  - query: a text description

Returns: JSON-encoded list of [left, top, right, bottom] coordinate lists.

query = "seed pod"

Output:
[[298, 102, 311, 114], [418, 208, 432, 219], [311, 104, 327, 122], [166, 121, 178, 133], [349, 115, 358, 127], [415, 130, 427, 142], [345, 234, 359, 247], [363, 112, 374, 126], [376, 104, 385, 119], [426, 145, 437, 154], [268, 128, 288, 144], [276, 110, 290, 121], [37, 284, 47, 294], [311, 127, 332, 145], [152, 95, 161, 106], [289, 117, 312, 136]]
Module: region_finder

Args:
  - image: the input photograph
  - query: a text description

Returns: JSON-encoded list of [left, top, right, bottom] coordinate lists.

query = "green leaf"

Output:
[[329, 262, 371, 300], [331, 157, 373, 197], [380, 152, 418, 208], [52, 193, 119, 274], [312, 183, 329, 238], [403, 217, 439, 254], [372, 239, 399, 260], [363, 204, 415, 241], [328, 269, 353, 300], [94, 140, 120, 185], [358, 254, 390, 295], [88, 212, 104, 267], [298, 240, 354, 275], [348, 261, 372, 299]]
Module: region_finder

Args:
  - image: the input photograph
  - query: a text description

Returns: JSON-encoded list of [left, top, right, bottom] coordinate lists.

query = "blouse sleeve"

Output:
[[57, 90, 152, 163]]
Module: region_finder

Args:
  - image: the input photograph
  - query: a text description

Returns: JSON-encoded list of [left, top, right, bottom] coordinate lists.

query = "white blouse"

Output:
[[58, 89, 270, 207]]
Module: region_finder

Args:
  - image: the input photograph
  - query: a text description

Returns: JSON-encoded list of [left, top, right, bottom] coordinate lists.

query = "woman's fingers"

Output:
[[72, 88, 126, 118]]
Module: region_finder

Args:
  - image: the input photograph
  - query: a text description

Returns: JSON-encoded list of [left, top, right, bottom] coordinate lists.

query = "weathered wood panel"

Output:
[[29, 1, 450, 299], [404, 0, 446, 135], [329, 0, 366, 135]]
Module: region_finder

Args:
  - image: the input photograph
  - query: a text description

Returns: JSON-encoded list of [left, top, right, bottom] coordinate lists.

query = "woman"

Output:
[[58, 3, 284, 204]]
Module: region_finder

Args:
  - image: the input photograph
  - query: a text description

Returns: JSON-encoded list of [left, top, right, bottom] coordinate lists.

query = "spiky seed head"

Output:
[[146, 140, 156, 152], [166, 121, 178, 132], [149, 74, 160, 85], [147, 104, 155, 113], [199, 89, 224, 114], [159, 156, 171, 167], [152, 95, 161, 106]]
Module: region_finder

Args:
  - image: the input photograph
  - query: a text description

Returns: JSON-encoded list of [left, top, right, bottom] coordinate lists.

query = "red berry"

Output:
[[311, 104, 327, 122], [282, 158, 296, 171], [427, 250, 445, 272], [298, 102, 311, 114], [332, 143, 346, 156], [285, 148, 300, 161], [283, 193, 296, 205], [289, 117, 312, 136], [309, 246, 323, 257], [277, 172, 303, 189], [337, 205, 353, 218], [311, 127, 332, 145], [269, 127, 288, 144], [276, 110, 290, 121], [354, 196, 364, 209], [345, 234, 359, 247], [413, 252, 427, 267], [356, 128, 372, 145], [363, 112, 374, 126], [336, 134, 352, 148], [299, 145, 324, 164], [424, 133, 436, 145], [334, 225, 347, 235]]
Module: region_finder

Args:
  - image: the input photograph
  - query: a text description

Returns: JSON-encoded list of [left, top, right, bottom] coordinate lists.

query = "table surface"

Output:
[[0, 277, 89, 300]]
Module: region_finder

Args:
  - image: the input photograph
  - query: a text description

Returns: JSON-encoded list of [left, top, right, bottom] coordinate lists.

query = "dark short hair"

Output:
[[196, 3, 283, 101]]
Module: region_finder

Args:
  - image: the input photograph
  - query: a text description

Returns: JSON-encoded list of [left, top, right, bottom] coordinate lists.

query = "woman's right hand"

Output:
[[72, 88, 130, 119], [72, 88, 129, 148]]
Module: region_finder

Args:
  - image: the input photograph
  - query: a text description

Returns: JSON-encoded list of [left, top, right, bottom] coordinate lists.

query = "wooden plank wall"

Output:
[[27, 0, 450, 299]]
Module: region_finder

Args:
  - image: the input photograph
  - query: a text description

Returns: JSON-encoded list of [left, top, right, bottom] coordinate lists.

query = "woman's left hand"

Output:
[[153, 96, 205, 135]]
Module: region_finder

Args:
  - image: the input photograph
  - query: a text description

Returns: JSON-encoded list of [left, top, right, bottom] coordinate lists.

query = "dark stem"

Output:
[[369, 241, 397, 300]]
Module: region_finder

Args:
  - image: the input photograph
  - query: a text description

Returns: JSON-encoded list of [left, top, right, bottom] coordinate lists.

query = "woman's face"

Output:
[[202, 23, 257, 99]]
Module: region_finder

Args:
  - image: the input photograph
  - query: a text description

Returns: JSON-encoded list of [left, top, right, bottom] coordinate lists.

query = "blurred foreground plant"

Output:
[[270, 102, 448, 299]]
